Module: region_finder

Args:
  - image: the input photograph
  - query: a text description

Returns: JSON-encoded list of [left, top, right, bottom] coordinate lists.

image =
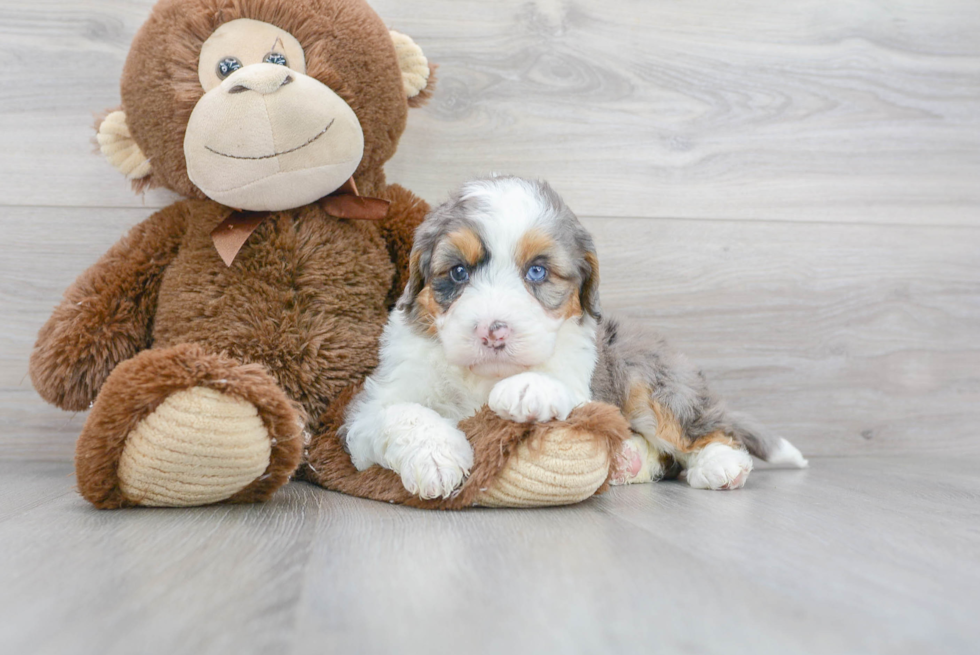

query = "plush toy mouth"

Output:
[[204, 119, 335, 160]]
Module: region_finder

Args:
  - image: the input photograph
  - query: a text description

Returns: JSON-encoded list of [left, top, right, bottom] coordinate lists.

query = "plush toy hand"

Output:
[[29, 204, 187, 411]]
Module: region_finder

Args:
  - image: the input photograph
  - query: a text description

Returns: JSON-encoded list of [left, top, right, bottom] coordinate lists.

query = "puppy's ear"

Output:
[[396, 247, 429, 311], [580, 243, 602, 321], [397, 199, 457, 312]]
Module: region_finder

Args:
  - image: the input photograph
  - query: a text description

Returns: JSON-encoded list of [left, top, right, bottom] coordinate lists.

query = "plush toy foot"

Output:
[[116, 387, 272, 506], [304, 396, 631, 509], [75, 344, 304, 509], [471, 409, 619, 508], [683, 442, 753, 490]]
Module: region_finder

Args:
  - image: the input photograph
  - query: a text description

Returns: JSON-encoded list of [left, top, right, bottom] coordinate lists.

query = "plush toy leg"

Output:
[[75, 344, 304, 509], [302, 387, 630, 509]]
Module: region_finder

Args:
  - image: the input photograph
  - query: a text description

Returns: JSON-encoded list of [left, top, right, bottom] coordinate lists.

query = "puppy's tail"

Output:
[[728, 411, 808, 468]]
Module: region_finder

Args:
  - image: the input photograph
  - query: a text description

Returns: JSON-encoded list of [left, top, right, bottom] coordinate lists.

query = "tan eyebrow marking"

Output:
[[515, 227, 584, 318], [444, 229, 484, 267], [516, 228, 555, 270]]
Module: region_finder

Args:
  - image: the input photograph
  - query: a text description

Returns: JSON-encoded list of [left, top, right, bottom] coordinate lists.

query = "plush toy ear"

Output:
[[390, 30, 436, 107], [96, 110, 152, 180]]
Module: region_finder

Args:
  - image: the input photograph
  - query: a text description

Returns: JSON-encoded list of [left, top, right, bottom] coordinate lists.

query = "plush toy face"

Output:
[[185, 19, 364, 210], [96, 0, 434, 210]]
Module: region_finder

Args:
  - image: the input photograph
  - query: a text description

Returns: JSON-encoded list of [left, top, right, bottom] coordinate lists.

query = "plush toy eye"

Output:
[[263, 52, 288, 67], [449, 265, 469, 284], [216, 57, 243, 79], [525, 265, 548, 283]]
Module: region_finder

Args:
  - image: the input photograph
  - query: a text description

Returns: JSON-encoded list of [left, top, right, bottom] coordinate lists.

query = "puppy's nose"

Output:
[[478, 321, 510, 349], [224, 64, 294, 95]]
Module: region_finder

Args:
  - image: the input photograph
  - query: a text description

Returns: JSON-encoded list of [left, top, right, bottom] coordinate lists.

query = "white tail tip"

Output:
[[767, 438, 809, 468]]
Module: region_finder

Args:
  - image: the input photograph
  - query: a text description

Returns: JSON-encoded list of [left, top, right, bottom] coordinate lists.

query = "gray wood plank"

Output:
[[0, 460, 75, 523], [0, 0, 977, 224], [3, 206, 978, 459], [0, 457, 977, 655], [0, 464, 320, 655], [592, 216, 980, 457], [0, 0, 182, 209]]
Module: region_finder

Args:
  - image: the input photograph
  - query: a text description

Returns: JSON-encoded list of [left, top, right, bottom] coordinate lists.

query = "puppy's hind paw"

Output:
[[610, 435, 662, 485], [684, 443, 753, 490]]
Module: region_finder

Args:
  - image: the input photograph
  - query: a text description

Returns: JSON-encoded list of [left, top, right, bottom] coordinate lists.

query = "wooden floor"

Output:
[[1, 457, 977, 655]]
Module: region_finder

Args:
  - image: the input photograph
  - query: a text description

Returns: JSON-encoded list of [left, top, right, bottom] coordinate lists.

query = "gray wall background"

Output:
[[2, 0, 978, 459]]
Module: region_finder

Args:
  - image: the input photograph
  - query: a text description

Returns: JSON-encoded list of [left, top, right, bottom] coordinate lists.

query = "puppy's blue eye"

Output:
[[216, 57, 243, 79], [263, 52, 288, 67], [525, 265, 548, 283], [449, 265, 469, 284]]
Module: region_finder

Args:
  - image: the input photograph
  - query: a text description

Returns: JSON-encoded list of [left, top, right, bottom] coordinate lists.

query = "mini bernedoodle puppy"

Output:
[[343, 176, 807, 499]]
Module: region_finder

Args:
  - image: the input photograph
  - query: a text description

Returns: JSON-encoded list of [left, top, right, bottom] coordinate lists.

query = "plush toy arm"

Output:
[[29, 203, 188, 411], [376, 184, 430, 306]]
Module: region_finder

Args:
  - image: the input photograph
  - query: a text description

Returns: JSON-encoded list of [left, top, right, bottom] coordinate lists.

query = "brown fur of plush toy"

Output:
[[30, 0, 625, 509]]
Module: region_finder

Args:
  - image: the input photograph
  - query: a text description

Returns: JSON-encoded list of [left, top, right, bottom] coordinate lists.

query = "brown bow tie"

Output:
[[210, 177, 391, 267]]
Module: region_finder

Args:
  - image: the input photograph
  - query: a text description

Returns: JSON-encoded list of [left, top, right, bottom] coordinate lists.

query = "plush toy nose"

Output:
[[477, 321, 510, 350], [223, 64, 294, 95]]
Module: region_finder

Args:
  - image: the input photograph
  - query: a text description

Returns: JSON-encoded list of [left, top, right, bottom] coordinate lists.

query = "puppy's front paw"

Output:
[[684, 443, 753, 490], [382, 404, 474, 499], [489, 372, 578, 423]]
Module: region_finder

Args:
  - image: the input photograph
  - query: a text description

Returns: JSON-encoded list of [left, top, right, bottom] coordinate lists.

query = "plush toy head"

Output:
[[96, 0, 435, 210]]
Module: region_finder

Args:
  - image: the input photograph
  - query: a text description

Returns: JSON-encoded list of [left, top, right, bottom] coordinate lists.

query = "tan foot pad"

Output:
[[475, 424, 611, 508], [117, 387, 271, 507]]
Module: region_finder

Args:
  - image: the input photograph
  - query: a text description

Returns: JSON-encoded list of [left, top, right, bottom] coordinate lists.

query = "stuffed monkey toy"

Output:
[[30, 0, 629, 510]]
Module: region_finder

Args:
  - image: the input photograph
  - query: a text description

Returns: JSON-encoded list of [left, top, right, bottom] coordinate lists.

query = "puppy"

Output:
[[342, 176, 807, 499]]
